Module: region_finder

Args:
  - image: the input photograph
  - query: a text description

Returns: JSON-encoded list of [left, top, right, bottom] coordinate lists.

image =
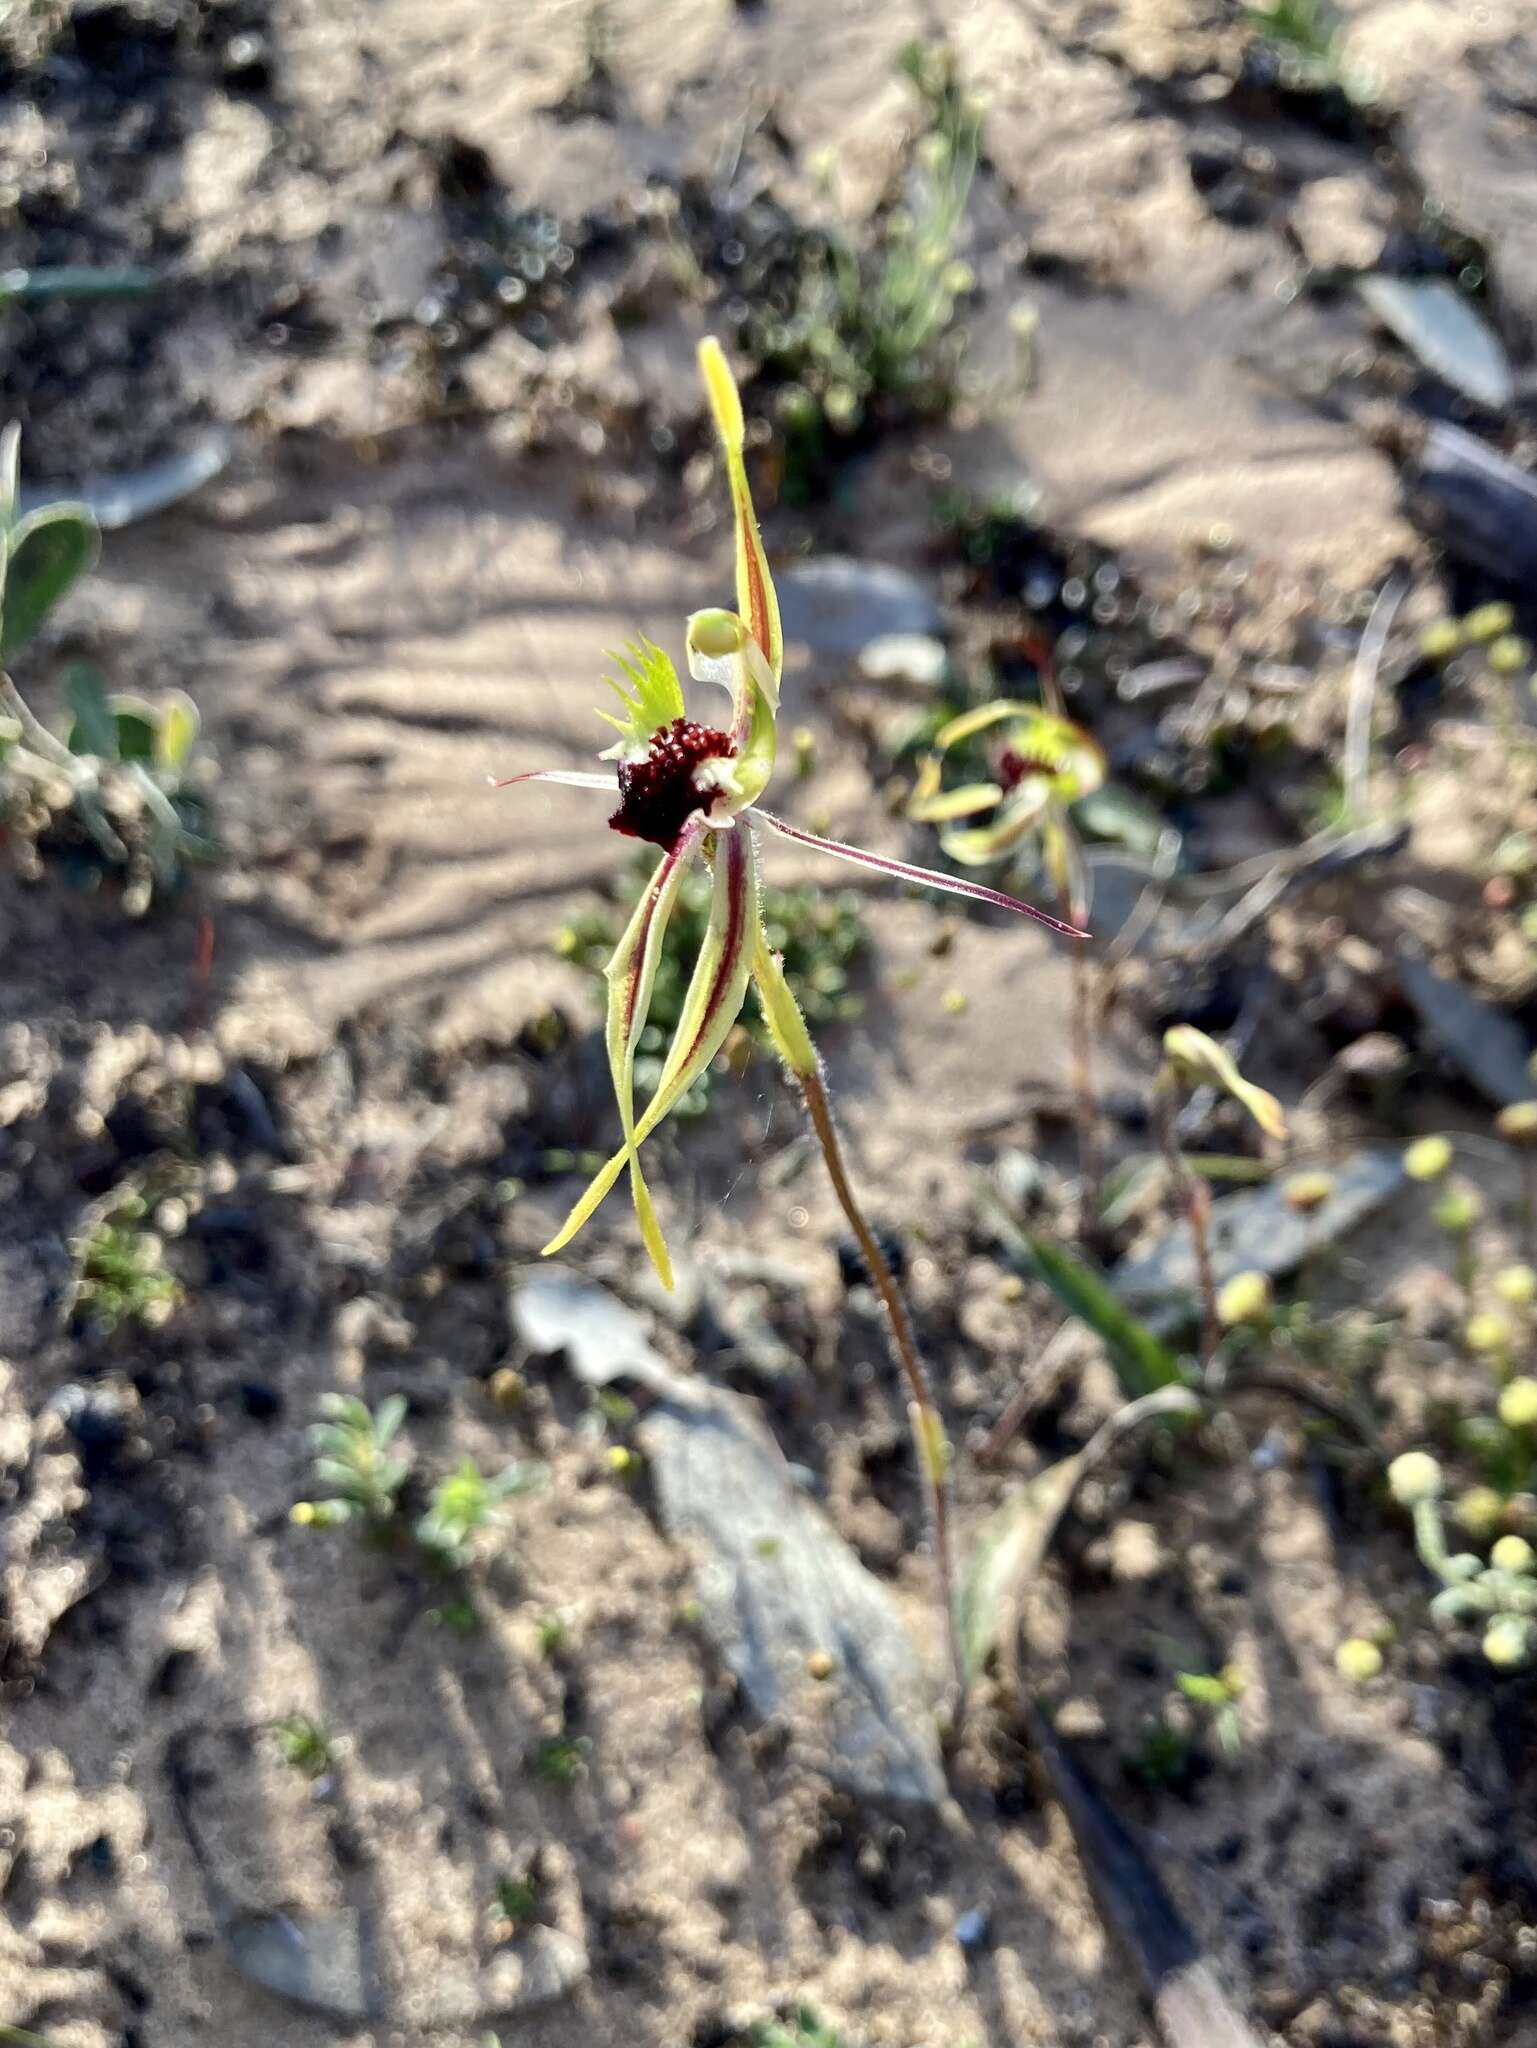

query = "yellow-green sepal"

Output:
[[542, 826, 760, 1277], [697, 338, 783, 686], [687, 606, 777, 810], [908, 754, 1003, 824], [602, 822, 705, 1289], [940, 794, 1046, 866], [933, 700, 1038, 750]]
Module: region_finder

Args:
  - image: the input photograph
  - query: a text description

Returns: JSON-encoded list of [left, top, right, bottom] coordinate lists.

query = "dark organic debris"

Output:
[[1396, 952, 1536, 1108], [1029, 1712, 1264, 2048], [1405, 422, 1537, 589]]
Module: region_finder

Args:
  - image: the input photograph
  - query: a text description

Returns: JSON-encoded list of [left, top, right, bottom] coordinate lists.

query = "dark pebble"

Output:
[[237, 1379, 282, 1421]]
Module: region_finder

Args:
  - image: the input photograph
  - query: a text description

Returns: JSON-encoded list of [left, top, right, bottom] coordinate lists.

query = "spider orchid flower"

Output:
[[909, 700, 1104, 929], [504, 337, 1083, 1289]]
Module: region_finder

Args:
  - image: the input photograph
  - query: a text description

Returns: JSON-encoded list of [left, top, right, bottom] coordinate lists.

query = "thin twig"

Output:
[[1342, 570, 1407, 825], [977, 1320, 1082, 1467], [1153, 1077, 1218, 1367]]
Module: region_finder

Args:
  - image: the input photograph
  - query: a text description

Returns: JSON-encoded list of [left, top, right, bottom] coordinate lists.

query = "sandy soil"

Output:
[[4, 3, 1537, 2045]]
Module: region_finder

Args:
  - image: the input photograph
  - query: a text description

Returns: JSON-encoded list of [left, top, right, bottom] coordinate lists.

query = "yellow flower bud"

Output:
[[1419, 618, 1462, 662], [1335, 1637, 1383, 1683], [1432, 1186, 1481, 1233], [1498, 1378, 1537, 1430], [1282, 1171, 1335, 1213], [1491, 1534, 1535, 1575], [1495, 1265, 1537, 1309], [1387, 1451, 1443, 1506], [1403, 1134, 1453, 1181], [1455, 1486, 1505, 1541], [1496, 1101, 1537, 1146], [1217, 1270, 1273, 1327], [1487, 634, 1530, 676], [1482, 1617, 1531, 1669], [1466, 1313, 1511, 1356], [1465, 601, 1514, 643]]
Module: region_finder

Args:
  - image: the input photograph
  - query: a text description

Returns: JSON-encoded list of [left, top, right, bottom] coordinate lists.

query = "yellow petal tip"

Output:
[[698, 336, 744, 453]]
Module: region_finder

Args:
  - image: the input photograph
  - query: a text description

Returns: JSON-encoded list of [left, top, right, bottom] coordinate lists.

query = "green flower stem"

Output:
[[754, 932, 966, 1723], [1153, 1068, 1218, 1367]]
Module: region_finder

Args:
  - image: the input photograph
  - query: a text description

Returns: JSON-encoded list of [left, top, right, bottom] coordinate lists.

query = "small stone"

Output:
[[1104, 1519, 1166, 1585], [238, 1380, 283, 1422], [1290, 176, 1391, 271], [954, 1907, 990, 1950], [857, 633, 948, 688]]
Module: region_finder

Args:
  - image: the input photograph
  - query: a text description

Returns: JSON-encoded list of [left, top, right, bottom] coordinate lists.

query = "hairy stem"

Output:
[[753, 932, 966, 1722], [1153, 1073, 1218, 1367]]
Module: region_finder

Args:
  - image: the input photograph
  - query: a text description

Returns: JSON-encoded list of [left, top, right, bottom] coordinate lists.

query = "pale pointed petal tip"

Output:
[[492, 767, 619, 792], [752, 807, 1089, 940], [698, 336, 745, 452]]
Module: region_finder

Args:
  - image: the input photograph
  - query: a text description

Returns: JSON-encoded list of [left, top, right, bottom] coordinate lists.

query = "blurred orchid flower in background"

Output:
[[909, 699, 1104, 930], [504, 337, 1082, 1288]]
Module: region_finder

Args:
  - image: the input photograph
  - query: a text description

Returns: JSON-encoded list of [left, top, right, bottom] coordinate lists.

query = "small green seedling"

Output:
[[292, 1393, 410, 1533], [70, 1189, 181, 1333], [1246, 0, 1343, 73], [751, 2010, 848, 2048], [535, 1612, 569, 1658], [1175, 1665, 1246, 1760], [0, 433, 212, 910], [534, 1735, 588, 1789], [488, 1870, 540, 1938], [1129, 1714, 1196, 1792], [744, 41, 983, 497], [268, 1712, 336, 1781], [416, 1456, 546, 1571]]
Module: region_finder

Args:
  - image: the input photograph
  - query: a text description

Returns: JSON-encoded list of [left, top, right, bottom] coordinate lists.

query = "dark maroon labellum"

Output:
[[610, 718, 736, 850], [996, 746, 1059, 790]]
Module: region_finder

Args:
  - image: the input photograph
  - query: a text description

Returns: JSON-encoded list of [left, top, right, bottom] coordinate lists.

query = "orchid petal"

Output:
[[542, 825, 760, 1271], [908, 769, 1005, 824], [940, 786, 1049, 865], [752, 807, 1086, 938], [1042, 807, 1091, 931], [603, 817, 707, 1289], [596, 638, 686, 757], [687, 607, 777, 807], [933, 700, 1039, 750], [492, 768, 618, 792], [698, 338, 782, 686], [1162, 1025, 1288, 1143]]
